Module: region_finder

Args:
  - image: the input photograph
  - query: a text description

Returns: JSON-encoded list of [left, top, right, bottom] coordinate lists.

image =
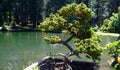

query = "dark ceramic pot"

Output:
[[69, 60, 99, 70], [37, 58, 100, 70]]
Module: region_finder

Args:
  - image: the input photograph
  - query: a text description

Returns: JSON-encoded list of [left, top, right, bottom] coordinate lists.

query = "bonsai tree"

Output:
[[39, 3, 103, 63]]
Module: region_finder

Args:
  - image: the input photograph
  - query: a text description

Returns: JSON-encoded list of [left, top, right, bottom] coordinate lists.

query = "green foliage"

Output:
[[104, 40, 120, 69], [44, 36, 62, 44], [74, 33, 102, 62], [40, 3, 95, 39], [104, 40, 120, 58], [100, 13, 119, 33], [39, 13, 67, 31], [114, 63, 120, 69], [58, 3, 94, 22], [74, 3, 94, 21], [39, 3, 103, 62], [58, 3, 77, 17]]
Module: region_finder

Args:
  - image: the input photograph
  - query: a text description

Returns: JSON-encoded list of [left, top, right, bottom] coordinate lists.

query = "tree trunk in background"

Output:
[[20, 0, 27, 26], [29, 0, 37, 29], [0, 1, 3, 26], [118, 6, 120, 33], [96, 0, 103, 26]]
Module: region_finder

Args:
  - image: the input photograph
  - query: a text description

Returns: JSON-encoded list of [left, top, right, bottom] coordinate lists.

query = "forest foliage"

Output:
[[0, 0, 120, 31]]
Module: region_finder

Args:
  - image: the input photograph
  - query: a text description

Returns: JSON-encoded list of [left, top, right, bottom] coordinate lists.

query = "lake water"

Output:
[[0, 32, 119, 70]]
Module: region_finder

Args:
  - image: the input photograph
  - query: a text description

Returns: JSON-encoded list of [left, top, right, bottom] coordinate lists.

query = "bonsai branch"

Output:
[[63, 42, 75, 54], [65, 35, 74, 43], [60, 35, 80, 58]]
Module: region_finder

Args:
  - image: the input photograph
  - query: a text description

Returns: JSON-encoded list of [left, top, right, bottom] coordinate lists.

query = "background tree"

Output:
[[0, 0, 120, 31], [0, 0, 3, 26]]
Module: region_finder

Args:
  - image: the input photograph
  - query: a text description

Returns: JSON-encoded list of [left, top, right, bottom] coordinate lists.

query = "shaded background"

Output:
[[0, 0, 120, 28]]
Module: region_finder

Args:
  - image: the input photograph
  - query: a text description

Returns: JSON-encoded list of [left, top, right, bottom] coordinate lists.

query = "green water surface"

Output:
[[0, 32, 119, 70]]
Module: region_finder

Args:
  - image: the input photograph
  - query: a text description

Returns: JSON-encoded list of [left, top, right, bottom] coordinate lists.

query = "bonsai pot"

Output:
[[38, 58, 100, 70]]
